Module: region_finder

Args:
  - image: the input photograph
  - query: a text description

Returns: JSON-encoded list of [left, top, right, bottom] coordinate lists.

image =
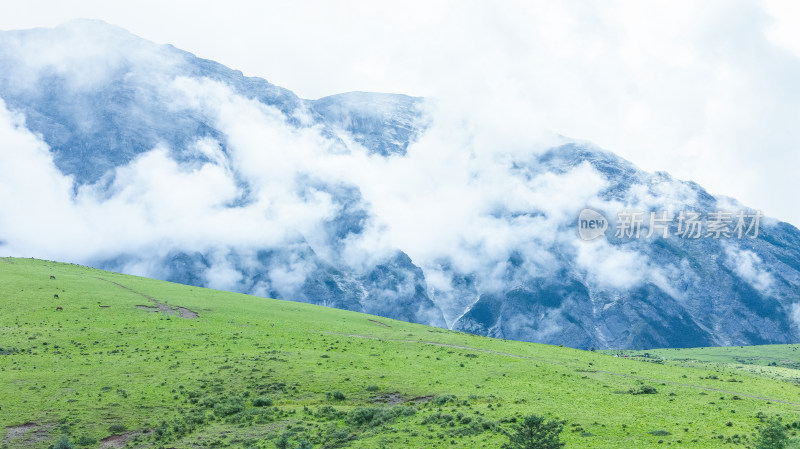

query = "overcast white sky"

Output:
[[2, 0, 800, 225]]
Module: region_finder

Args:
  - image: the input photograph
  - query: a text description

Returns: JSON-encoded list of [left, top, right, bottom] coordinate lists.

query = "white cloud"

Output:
[[1, 0, 790, 226], [0, 99, 77, 257], [790, 303, 800, 334], [574, 240, 647, 290], [204, 250, 244, 292], [724, 244, 775, 293]]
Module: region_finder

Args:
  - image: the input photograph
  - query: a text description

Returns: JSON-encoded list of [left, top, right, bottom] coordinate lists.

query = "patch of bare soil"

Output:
[[3, 422, 54, 445], [99, 431, 139, 449], [410, 395, 434, 403], [372, 392, 404, 405], [3, 423, 37, 443], [368, 319, 391, 327], [135, 304, 159, 312], [176, 306, 199, 319]]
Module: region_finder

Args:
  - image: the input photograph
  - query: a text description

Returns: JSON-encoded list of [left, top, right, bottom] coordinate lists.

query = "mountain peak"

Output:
[[1, 22, 799, 350]]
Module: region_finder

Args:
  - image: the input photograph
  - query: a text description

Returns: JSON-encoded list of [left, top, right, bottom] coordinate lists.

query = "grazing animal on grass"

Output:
[[53, 294, 59, 299], [49, 275, 55, 280], [55, 307, 63, 311]]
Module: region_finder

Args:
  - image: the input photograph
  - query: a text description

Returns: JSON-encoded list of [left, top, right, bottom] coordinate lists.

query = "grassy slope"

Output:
[[1, 258, 800, 449], [605, 345, 800, 384]]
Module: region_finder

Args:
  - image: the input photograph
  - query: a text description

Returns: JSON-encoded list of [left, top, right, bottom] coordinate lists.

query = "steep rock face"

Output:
[[1, 20, 799, 349], [312, 92, 425, 156], [452, 145, 800, 348]]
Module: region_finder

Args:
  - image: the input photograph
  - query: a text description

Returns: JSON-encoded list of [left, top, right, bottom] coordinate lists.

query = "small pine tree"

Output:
[[755, 419, 789, 449], [502, 414, 565, 449]]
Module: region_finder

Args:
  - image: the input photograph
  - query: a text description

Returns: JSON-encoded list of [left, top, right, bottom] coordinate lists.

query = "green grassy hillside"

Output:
[[605, 345, 800, 384], [2, 258, 800, 448]]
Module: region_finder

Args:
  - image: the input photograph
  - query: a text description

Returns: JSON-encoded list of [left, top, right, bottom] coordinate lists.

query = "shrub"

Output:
[[649, 430, 672, 436], [315, 405, 345, 420], [253, 396, 273, 407], [433, 394, 457, 406], [346, 406, 415, 428], [325, 426, 359, 446], [327, 390, 346, 401], [53, 435, 75, 449], [213, 397, 245, 417], [152, 421, 170, 440], [107, 424, 127, 433], [75, 435, 97, 446], [755, 418, 789, 449], [53, 436, 74, 449], [422, 412, 454, 425], [502, 414, 565, 449], [629, 385, 658, 395], [275, 432, 291, 449], [186, 406, 208, 422], [366, 385, 380, 392], [347, 407, 386, 427], [450, 416, 500, 436]]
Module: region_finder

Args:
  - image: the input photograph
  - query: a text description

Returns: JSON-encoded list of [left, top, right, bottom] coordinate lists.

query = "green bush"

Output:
[[327, 390, 346, 401], [107, 424, 126, 433], [253, 396, 273, 407], [755, 418, 789, 449], [450, 416, 500, 436], [275, 432, 290, 449], [53, 436, 74, 449], [152, 421, 170, 440], [213, 397, 245, 417], [315, 405, 345, 420], [433, 394, 457, 406], [502, 414, 564, 449], [346, 406, 415, 428], [422, 412, 454, 425], [629, 385, 658, 395], [183, 408, 207, 425], [75, 435, 97, 446]]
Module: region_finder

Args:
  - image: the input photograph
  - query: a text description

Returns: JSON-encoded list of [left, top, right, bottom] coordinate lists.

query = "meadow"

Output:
[[1, 257, 799, 448], [605, 345, 800, 384]]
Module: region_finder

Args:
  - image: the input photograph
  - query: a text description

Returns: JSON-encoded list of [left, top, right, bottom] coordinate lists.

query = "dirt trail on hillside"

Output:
[[95, 277, 198, 318], [320, 331, 800, 407]]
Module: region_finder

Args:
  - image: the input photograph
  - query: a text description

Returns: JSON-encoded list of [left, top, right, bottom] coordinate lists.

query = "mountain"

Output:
[[1, 20, 799, 350]]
